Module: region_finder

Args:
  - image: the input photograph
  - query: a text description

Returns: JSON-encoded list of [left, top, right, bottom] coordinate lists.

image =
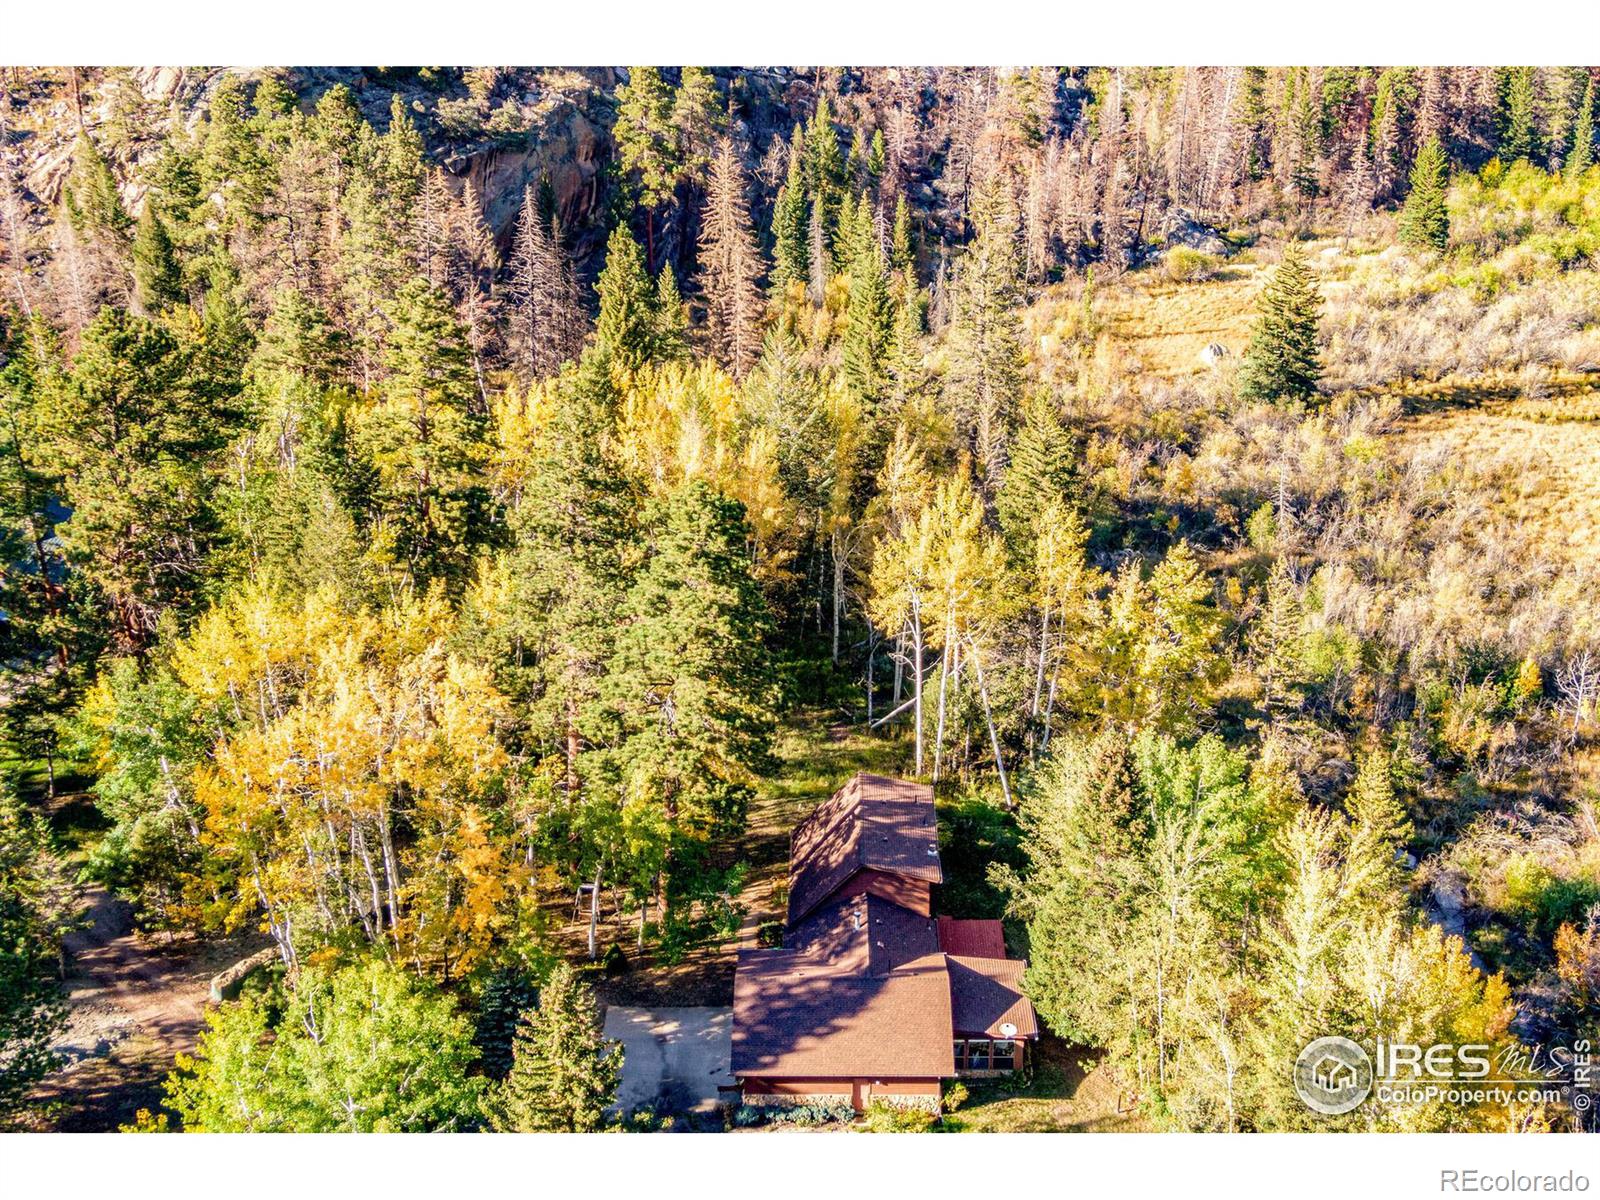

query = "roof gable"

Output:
[[786, 774, 942, 926]]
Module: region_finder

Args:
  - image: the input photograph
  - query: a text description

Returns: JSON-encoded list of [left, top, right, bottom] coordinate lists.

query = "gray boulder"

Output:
[[1162, 208, 1229, 256]]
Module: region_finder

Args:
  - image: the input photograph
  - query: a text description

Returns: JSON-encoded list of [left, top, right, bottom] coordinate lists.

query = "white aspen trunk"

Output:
[[351, 825, 381, 943], [870, 694, 920, 727], [969, 642, 1013, 809], [1155, 952, 1166, 1090], [865, 627, 876, 724], [587, 862, 603, 961], [253, 862, 297, 972], [933, 616, 954, 782], [379, 805, 401, 934], [1030, 606, 1050, 719], [830, 529, 844, 665], [1040, 658, 1063, 754], [909, 605, 926, 776], [893, 630, 904, 706]]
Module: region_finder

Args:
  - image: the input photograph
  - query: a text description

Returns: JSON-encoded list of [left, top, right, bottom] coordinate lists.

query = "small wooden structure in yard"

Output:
[[731, 773, 1038, 1112]]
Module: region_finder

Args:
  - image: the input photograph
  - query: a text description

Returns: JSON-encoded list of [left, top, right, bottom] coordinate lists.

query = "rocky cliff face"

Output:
[[287, 67, 621, 246], [4, 67, 625, 253], [3, 66, 821, 269]]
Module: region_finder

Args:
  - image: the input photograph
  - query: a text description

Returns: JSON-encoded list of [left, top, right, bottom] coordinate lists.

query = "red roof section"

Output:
[[937, 917, 1008, 959]]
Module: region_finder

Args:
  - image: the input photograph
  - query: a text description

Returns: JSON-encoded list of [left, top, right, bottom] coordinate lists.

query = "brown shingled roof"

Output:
[[733, 893, 953, 1077], [732, 774, 1039, 1084], [786, 773, 942, 926], [947, 955, 1039, 1039]]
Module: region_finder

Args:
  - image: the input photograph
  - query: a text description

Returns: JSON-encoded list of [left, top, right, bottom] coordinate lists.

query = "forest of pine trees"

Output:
[[2, 64, 1599, 1133]]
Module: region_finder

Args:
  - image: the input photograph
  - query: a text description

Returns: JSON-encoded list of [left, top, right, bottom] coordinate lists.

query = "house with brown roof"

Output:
[[731, 773, 1039, 1112]]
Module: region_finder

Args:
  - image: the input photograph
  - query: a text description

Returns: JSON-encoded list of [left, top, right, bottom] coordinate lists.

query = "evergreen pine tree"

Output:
[[592, 224, 658, 372], [804, 93, 845, 232], [1501, 67, 1539, 162], [63, 135, 131, 242], [607, 478, 777, 894], [840, 238, 893, 408], [835, 190, 860, 278], [890, 192, 914, 280], [613, 67, 680, 267], [490, 964, 620, 1132], [846, 129, 869, 189], [250, 287, 349, 386], [886, 284, 925, 401], [995, 394, 1077, 560], [353, 278, 490, 588], [472, 968, 540, 1082], [669, 67, 725, 186], [131, 206, 184, 313], [41, 308, 218, 647], [1256, 558, 1306, 713], [0, 784, 72, 1123], [945, 171, 1025, 494], [1236, 243, 1322, 405], [1237, 66, 1271, 181], [503, 364, 631, 798], [198, 74, 267, 220], [1345, 748, 1412, 893], [770, 135, 810, 291], [1368, 69, 1406, 203], [1287, 67, 1323, 199], [1568, 77, 1596, 179], [1398, 135, 1450, 251], [836, 190, 877, 281], [653, 265, 689, 362], [867, 129, 888, 184]]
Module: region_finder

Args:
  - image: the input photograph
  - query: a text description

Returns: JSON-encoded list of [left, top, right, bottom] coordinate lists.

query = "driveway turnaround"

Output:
[[603, 1006, 734, 1115]]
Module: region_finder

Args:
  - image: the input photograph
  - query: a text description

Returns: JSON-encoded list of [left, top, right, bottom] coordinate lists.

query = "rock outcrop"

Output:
[[1161, 207, 1230, 257]]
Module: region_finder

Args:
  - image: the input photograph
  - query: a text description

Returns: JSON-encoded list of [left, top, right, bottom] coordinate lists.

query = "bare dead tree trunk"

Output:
[[68, 67, 84, 135]]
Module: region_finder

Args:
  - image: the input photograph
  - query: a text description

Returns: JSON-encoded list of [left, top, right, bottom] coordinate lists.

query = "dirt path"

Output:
[[29, 887, 268, 1131]]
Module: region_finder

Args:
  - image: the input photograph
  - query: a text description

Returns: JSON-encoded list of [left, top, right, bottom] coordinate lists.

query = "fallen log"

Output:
[[209, 947, 280, 1004]]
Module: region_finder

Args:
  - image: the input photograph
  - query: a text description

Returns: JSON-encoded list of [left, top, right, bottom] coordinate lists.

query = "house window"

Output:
[[953, 1041, 966, 1070], [992, 1040, 1016, 1068], [966, 1040, 991, 1070]]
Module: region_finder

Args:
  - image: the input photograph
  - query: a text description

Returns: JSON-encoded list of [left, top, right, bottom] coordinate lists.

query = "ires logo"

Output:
[[1375, 1041, 1493, 1080]]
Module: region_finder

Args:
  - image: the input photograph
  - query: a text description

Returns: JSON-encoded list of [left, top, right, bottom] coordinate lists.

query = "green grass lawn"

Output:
[[941, 1036, 1145, 1133]]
